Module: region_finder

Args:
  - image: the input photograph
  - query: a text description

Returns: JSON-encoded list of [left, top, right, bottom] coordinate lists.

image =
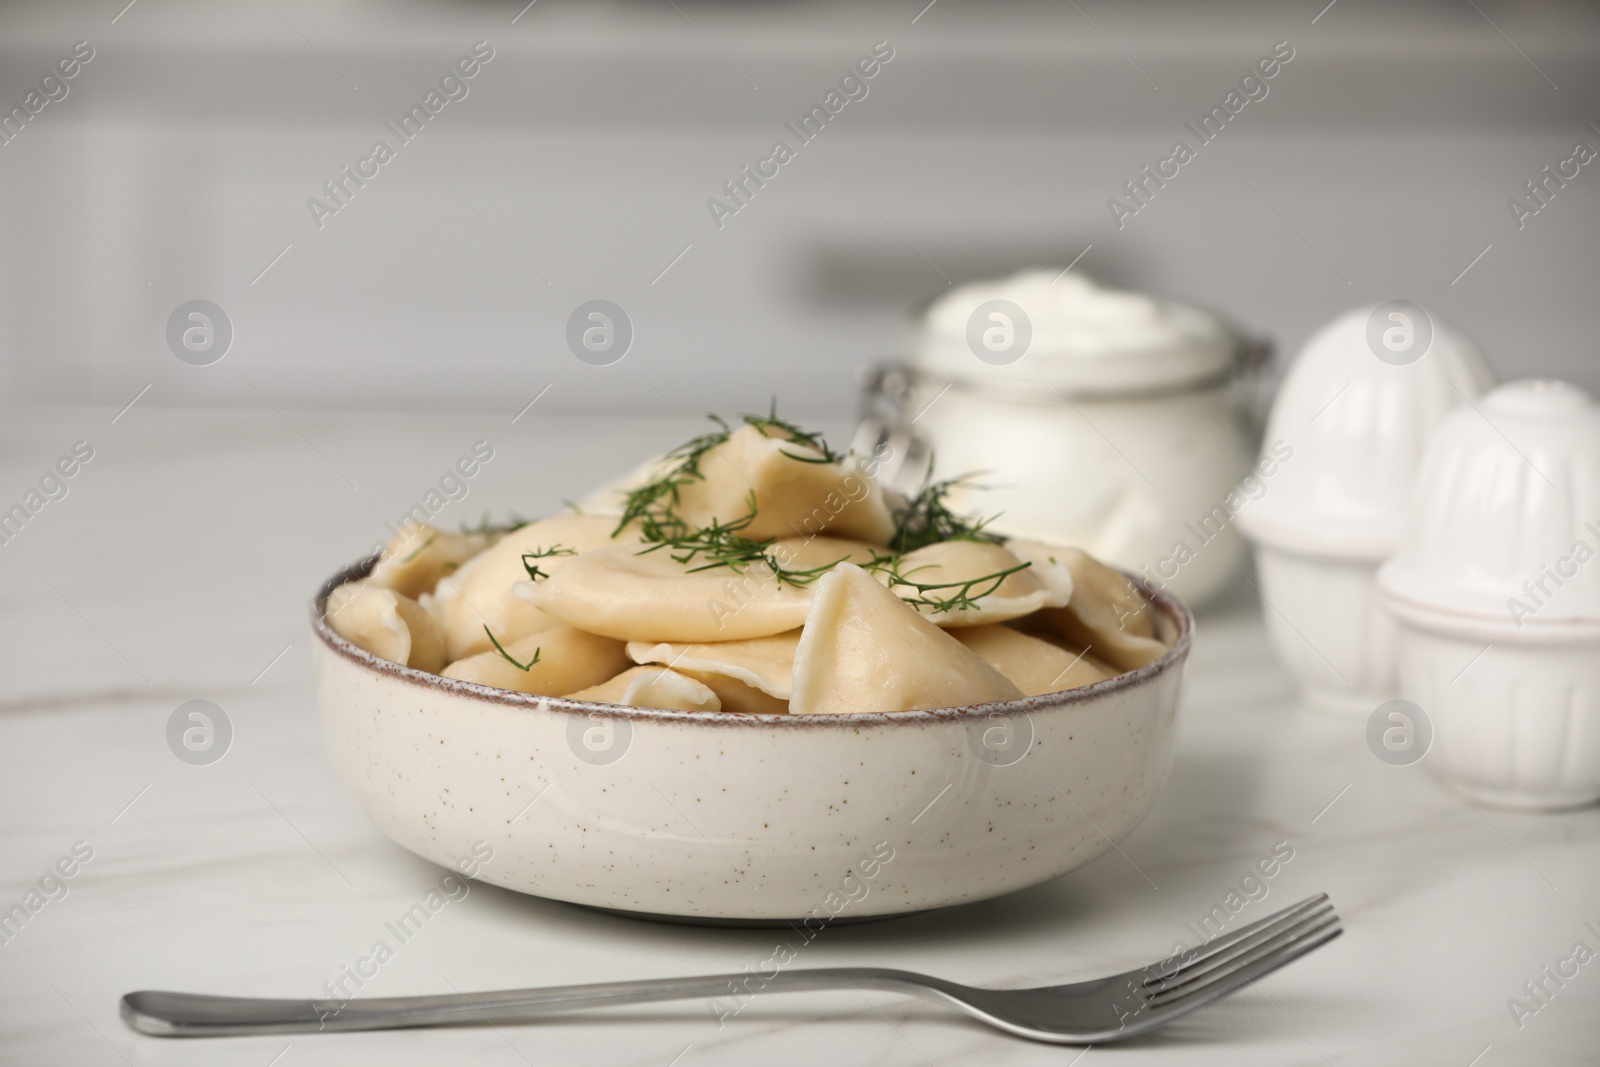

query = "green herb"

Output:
[[398, 533, 437, 564], [461, 512, 530, 537], [521, 545, 578, 581], [613, 410, 1007, 600], [484, 626, 540, 672], [635, 492, 842, 588], [741, 399, 838, 464], [613, 415, 733, 540], [888, 473, 1005, 554], [869, 557, 1033, 615], [614, 405, 845, 543]]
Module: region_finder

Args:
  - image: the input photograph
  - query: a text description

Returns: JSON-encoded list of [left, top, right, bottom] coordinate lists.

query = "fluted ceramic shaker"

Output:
[[1378, 380, 1600, 811], [1235, 304, 1494, 714]]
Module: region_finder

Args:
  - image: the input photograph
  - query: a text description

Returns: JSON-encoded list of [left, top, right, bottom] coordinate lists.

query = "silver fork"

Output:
[[121, 893, 1340, 1044]]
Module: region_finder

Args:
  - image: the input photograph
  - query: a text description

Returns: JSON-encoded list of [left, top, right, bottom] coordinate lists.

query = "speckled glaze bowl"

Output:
[[310, 558, 1193, 922]]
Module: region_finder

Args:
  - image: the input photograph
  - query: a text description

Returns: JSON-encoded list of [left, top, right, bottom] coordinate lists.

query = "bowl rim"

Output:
[[310, 553, 1193, 730]]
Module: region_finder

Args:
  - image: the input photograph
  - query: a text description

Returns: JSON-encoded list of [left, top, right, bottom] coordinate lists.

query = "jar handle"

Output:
[[853, 362, 934, 496], [1232, 334, 1276, 434]]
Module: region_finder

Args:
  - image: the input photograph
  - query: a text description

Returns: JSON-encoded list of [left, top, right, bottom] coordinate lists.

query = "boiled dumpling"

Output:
[[790, 563, 1022, 714], [434, 513, 634, 661], [768, 534, 882, 571], [566, 666, 721, 712], [955, 625, 1113, 696], [440, 624, 629, 696], [677, 671, 789, 715], [325, 581, 447, 673], [627, 629, 800, 699], [879, 540, 1072, 627], [366, 522, 494, 600], [524, 544, 817, 642], [1023, 546, 1166, 672], [576, 450, 677, 516], [669, 424, 896, 544]]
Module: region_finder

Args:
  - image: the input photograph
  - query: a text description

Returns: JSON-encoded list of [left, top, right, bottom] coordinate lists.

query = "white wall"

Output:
[[2, 0, 1597, 418]]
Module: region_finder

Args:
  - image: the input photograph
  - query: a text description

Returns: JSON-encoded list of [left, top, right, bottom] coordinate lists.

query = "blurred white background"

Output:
[[1, 0, 1597, 417]]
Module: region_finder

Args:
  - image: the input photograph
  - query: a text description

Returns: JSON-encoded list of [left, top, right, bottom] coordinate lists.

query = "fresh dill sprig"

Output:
[[461, 512, 531, 537], [398, 533, 437, 564], [635, 492, 842, 588], [614, 405, 838, 549], [869, 557, 1033, 615], [484, 626, 540, 672], [521, 545, 578, 581], [741, 399, 838, 464], [888, 474, 1005, 554], [613, 415, 733, 539]]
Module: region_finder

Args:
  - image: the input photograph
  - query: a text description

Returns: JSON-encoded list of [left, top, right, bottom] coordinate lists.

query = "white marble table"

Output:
[[1, 406, 1596, 1066]]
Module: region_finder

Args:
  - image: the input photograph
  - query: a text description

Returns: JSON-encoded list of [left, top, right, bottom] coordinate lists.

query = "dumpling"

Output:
[[879, 540, 1072, 627], [678, 671, 790, 715], [669, 424, 896, 545], [440, 625, 629, 696], [790, 563, 1022, 715], [767, 535, 882, 572], [627, 629, 800, 699], [434, 513, 635, 661], [1024, 546, 1166, 672], [576, 450, 677, 516], [524, 544, 818, 642], [566, 666, 721, 713], [325, 581, 447, 673], [366, 522, 494, 600], [955, 625, 1113, 696]]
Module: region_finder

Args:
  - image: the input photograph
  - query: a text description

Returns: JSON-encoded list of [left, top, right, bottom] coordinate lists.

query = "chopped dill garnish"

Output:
[[484, 626, 540, 672], [868, 557, 1033, 615], [614, 405, 838, 542], [888, 474, 1005, 554], [461, 512, 530, 537], [635, 492, 842, 588], [610, 410, 1007, 603], [741, 399, 838, 464], [398, 533, 437, 564], [521, 545, 578, 581], [613, 415, 733, 540]]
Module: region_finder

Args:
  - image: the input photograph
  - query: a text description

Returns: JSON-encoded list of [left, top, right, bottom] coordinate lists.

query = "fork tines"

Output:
[[1138, 893, 1341, 1011]]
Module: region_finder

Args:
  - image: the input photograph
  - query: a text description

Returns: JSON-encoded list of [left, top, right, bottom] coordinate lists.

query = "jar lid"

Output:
[[912, 270, 1239, 395], [1377, 379, 1600, 636], [1235, 305, 1494, 560]]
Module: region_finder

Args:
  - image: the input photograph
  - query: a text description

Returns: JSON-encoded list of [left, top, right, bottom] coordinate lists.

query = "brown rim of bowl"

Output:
[[310, 554, 1193, 729]]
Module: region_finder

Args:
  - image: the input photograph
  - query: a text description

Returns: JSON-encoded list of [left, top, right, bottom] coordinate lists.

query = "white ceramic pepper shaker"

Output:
[[1378, 380, 1600, 811], [1235, 305, 1494, 715]]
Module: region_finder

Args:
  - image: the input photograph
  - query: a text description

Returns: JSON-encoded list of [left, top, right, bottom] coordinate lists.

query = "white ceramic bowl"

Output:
[[310, 558, 1194, 922]]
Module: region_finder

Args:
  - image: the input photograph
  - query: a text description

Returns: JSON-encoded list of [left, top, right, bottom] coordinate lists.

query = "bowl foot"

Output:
[[571, 902, 928, 928]]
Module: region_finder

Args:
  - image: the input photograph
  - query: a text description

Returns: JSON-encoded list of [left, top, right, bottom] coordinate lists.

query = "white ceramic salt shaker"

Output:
[[1234, 304, 1494, 715], [1378, 380, 1600, 811]]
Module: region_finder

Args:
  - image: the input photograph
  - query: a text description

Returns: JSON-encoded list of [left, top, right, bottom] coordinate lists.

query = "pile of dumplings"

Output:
[[325, 416, 1172, 715]]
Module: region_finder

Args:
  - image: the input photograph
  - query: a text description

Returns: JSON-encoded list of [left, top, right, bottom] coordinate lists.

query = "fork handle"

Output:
[[122, 967, 956, 1037]]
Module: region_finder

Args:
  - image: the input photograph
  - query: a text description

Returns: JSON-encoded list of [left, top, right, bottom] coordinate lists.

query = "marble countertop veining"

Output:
[[0, 406, 1596, 1066]]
